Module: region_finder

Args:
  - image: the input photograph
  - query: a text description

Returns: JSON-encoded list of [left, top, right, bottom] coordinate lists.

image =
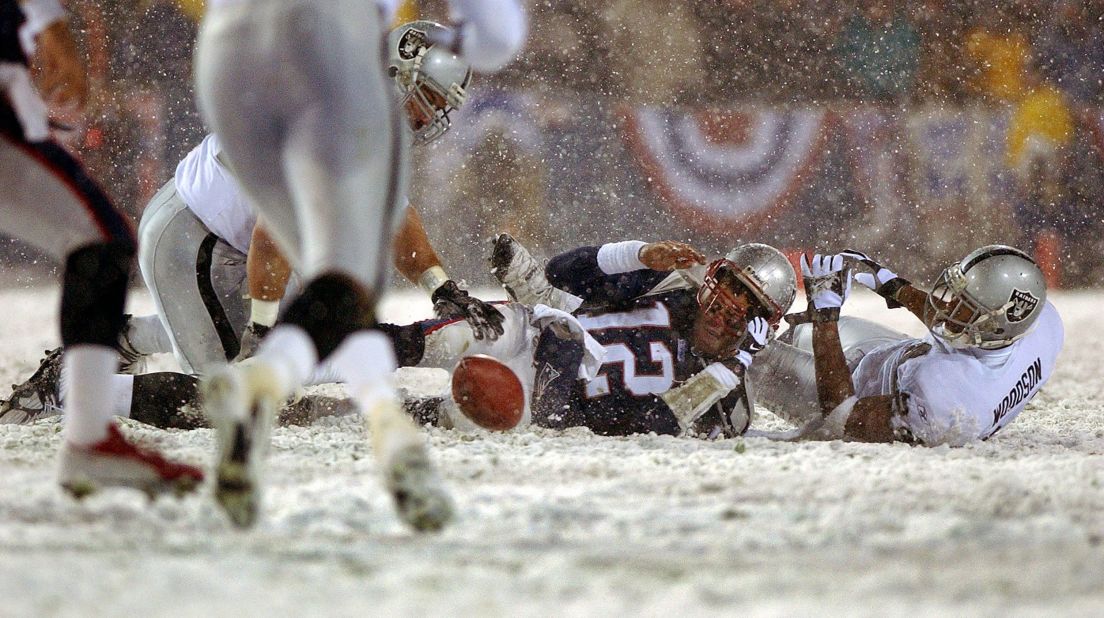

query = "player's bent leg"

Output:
[[138, 186, 247, 375]]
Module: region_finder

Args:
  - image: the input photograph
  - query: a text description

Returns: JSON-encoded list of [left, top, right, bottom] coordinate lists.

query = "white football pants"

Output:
[[194, 0, 408, 292]]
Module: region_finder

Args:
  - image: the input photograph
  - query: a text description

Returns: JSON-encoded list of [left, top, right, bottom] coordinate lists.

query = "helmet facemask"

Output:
[[394, 59, 466, 144], [388, 21, 472, 145], [925, 263, 1015, 349], [695, 260, 773, 357]]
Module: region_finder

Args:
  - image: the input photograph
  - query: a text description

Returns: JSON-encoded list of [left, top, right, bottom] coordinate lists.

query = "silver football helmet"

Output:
[[925, 245, 1046, 349], [698, 243, 797, 326], [387, 21, 473, 144]]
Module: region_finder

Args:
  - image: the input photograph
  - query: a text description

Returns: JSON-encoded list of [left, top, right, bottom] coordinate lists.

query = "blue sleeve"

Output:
[[545, 246, 669, 306]]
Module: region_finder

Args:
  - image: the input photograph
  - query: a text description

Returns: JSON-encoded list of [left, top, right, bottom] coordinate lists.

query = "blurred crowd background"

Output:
[[5, 0, 1104, 288]]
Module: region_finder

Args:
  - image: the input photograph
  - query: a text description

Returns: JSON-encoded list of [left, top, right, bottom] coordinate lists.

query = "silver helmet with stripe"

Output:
[[925, 245, 1046, 349], [387, 21, 473, 144]]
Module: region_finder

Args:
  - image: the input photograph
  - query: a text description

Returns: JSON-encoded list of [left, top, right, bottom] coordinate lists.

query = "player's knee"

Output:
[[282, 272, 377, 360], [60, 241, 135, 347]]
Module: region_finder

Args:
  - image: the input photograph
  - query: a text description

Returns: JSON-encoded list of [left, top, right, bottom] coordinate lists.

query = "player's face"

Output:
[[692, 277, 755, 359], [404, 85, 448, 131]]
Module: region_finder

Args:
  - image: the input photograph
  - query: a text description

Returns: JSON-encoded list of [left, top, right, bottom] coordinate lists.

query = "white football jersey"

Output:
[[173, 133, 256, 255], [851, 302, 1063, 445], [174, 133, 412, 257]]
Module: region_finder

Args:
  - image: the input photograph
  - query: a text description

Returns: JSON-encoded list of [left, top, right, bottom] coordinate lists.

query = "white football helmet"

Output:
[[925, 245, 1047, 349], [387, 21, 473, 144]]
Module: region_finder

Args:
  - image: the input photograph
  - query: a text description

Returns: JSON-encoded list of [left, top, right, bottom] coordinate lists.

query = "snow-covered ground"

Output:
[[1, 285, 1101, 616]]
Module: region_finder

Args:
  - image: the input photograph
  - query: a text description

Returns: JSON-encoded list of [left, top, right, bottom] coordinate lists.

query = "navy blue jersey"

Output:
[[534, 246, 748, 436], [1, 0, 27, 65]]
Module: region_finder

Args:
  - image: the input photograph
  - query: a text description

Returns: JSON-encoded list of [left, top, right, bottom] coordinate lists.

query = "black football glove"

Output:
[[839, 249, 911, 309], [431, 280, 505, 341]]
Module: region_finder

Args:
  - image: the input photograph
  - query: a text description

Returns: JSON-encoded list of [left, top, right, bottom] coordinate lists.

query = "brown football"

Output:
[[451, 355, 525, 431]]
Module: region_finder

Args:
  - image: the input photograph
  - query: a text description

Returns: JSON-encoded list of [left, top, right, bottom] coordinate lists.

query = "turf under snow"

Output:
[[0, 286, 1101, 616]]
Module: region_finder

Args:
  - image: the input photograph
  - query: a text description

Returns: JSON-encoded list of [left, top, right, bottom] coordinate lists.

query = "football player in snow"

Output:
[[391, 237, 797, 437], [748, 246, 1064, 445], [0, 0, 202, 496]]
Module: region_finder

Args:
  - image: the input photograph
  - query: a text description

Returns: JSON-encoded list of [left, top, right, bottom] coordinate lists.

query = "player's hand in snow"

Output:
[[432, 280, 505, 341], [639, 241, 706, 271], [839, 250, 911, 309], [734, 316, 770, 369]]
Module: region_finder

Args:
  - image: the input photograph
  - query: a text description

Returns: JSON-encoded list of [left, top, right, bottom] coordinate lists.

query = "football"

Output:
[[451, 355, 525, 431]]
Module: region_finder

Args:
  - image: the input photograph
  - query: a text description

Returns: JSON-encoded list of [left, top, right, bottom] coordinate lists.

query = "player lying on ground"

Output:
[[2, 237, 797, 440], [1, 0, 203, 496], [747, 246, 1064, 445], [394, 238, 797, 437], [0, 21, 504, 430]]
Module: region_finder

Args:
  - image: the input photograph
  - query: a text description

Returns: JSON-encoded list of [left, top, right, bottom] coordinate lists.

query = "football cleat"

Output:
[[368, 396, 454, 532], [117, 315, 148, 375], [490, 233, 581, 312], [0, 348, 64, 425], [58, 422, 203, 498], [201, 362, 282, 528]]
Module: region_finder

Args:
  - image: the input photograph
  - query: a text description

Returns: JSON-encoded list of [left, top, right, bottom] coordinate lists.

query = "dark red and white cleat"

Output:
[[58, 422, 203, 499]]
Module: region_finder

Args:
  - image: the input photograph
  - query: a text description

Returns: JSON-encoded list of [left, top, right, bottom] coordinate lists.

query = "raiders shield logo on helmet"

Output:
[[398, 28, 429, 61], [1006, 288, 1040, 323]]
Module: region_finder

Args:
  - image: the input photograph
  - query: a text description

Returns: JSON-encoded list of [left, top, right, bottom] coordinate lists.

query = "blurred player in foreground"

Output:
[[194, 1, 525, 529], [394, 236, 797, 437], [748, 246, 1064, 445], [0, 0, 202, 495]]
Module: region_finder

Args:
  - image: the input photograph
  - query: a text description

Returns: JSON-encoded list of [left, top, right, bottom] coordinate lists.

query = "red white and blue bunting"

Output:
[[619, 106, 829, 235]]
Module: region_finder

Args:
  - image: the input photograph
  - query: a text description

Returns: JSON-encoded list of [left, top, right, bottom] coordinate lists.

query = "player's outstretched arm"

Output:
[[803, 254, 898, 442], [801, 254, 855, 414], [547, 240, 703, 306], [840, 250, 943, 326], [394, 206, 504, 341]]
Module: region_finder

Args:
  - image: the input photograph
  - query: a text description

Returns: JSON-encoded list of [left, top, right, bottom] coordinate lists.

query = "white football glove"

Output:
[[800, 253, 851, 310], [734, 316, 770, 369]]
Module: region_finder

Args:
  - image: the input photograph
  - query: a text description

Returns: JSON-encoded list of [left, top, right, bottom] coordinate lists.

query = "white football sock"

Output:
[[58, 367, 134, 418], [324, 330, 397, 391], [63, 345, 118, 446], [253, 324, 318, 392]]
